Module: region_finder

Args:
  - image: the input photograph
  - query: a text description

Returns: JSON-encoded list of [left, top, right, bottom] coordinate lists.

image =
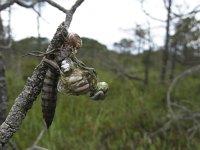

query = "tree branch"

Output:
[[167, 64, 200, 116], [45, 0, 67, 13], [149, 64, 200, 138], [101, 58, 144, 81], [70, 0, 84, 14], [139, 0, 166, 23], [44, 0, 84, 29], [0, 0, 43, 10], [0, 62, 48, 148], [15, 0, 43, 8], [65, 0, 84, 29], [172, 4, 200, 18], [0, 0, 15, 11]]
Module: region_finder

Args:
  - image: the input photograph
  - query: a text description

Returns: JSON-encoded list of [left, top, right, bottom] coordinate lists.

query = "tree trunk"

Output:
[[160, 0, 172, 83], [0, 53, 7, 125], [144, 49, 151, 85], [0, 12, 7, 125], [169, 46, 177, 81]]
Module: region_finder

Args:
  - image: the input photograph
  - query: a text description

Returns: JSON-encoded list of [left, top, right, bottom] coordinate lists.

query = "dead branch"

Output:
[[45, 0, 67, 13], [163, 0, 168, 10], [100, 55, 144, 81], [0, 0, 84, 148], [26, 126, 47, 150], [110, 65, 144, 81], [149, 120, 172, 137], [149, 64, 200, 138], [0, 6, 12, 50], [64, 0, 84, 29], [0, 0, 15, 11], [0, 0, 81, 14], [15, 0, 43, 8], [138, 0, 166, 22], [172, 4, 200, 18], [167, 64, 200, 116], [0, 0, 41, 10], [0, 62, 48, 148]]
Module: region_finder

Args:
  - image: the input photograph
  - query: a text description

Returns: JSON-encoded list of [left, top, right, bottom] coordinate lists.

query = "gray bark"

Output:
[[0, 12, 7, 126], [0, 53, 7, 125], [0, 62, 48, 148]]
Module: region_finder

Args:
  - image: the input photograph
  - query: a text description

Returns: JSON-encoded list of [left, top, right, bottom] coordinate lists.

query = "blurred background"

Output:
[[1, 0, 200, 149]]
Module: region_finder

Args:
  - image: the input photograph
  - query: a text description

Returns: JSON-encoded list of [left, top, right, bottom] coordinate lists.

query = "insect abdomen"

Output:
[[41, 70, 59, 128]]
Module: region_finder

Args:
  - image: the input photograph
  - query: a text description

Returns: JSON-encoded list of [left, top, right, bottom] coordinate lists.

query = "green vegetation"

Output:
[[4, 37, 200, 150]]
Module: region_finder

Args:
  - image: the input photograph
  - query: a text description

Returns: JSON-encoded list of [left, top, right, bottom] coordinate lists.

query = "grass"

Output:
[[4, 53, 200, 150]]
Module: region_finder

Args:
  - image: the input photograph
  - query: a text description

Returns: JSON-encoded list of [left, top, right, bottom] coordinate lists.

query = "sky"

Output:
[[1, 0, 200, 49]]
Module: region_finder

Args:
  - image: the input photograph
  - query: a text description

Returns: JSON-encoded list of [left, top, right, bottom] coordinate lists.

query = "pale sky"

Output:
[[1, 0, 200, 48]]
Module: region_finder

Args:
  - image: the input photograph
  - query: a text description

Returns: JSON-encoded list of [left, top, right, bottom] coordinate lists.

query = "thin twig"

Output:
[[0, 0, 15, 11], [167, 64, 200, 116], [149, 120, 172, 137], [70, 0, 84, 14], [15, 0, 42, 8], [32, 7, 49, 24], [65, 0, 84, 29], [32, 126, 47, 147], [45, 0, 67, 13], [139, 0, 166, 23], [172, 4, 200, 18], [150, 64, 200, 138]]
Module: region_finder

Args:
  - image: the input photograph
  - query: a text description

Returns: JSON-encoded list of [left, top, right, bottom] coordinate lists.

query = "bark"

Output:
[[0, 53, 7, 125], [0, 62, 48, 148], [160, 0, 172, 83], [0, 64, 5, 126]]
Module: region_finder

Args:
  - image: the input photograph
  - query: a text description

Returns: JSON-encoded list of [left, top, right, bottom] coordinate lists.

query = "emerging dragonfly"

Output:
[[57, 53, 108, 99], [41, 32, 108, 128]]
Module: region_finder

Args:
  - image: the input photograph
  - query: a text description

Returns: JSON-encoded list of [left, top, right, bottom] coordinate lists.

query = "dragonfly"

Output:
[[41, 33, 108, 128]]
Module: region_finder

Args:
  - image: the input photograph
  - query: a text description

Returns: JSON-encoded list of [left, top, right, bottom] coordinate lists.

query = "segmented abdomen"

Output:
[[41, 69, 59, 128]]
